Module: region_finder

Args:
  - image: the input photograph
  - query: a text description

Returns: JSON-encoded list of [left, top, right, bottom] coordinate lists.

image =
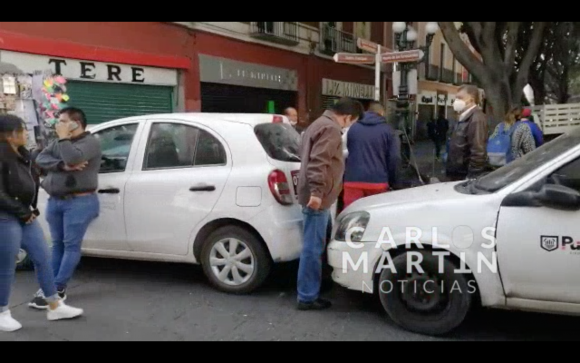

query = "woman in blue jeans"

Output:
[[0, 115, 84, 332]]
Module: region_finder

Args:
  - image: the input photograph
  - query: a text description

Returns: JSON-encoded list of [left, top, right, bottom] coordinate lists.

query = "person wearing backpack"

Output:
[[520, 108, 543, 147], [487, 107, 536, 168]]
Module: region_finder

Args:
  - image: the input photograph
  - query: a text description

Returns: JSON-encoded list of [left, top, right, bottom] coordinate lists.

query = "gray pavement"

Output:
[[1, 257, 579, 341]]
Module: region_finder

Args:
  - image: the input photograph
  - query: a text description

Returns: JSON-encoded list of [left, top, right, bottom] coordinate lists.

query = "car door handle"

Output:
[[98, 188, 120, 194], [189, 185, 216, 192]]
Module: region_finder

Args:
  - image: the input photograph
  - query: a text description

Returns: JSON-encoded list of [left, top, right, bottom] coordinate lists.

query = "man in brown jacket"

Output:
[[446, 84, 489, 181], [296, 97, 361, 310]]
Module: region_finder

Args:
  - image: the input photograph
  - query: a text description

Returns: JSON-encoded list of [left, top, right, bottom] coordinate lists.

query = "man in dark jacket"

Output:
[[296, 97, 360, 311], [446, 85, 489, 181], [343, 102, 399, 209]]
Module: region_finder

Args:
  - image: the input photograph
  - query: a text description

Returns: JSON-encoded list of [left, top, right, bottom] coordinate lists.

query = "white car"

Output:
[[34, 113, 303, 294], [328, 127, 580, 335]]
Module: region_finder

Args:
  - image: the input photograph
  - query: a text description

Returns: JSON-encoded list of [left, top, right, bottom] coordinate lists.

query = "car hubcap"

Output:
[[16, 249, 27, 264], [400, 271, 447, 313], [209, 238, 255, 286]]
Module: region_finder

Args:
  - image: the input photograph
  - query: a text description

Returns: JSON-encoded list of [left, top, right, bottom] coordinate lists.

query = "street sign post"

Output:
[[333, 39, 424, 102], [332, 53, 375, 64], [381, 49, 424, 63]]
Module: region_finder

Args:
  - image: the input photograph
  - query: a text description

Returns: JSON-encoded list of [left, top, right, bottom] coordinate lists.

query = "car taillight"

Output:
[[272, 115, 283, 123], [268, 170, 293, 205]]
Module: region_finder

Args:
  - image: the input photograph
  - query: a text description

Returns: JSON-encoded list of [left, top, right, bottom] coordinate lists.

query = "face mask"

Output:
[[453, 99, 466, 113]]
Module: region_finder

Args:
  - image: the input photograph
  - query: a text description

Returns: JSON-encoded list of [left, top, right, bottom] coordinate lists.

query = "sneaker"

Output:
[[57, 288, 67, 301], [0, 310, 22, 332], [28, 289, 48, 310], [297, 298, 332, 311], [47, 301, 83, 321]]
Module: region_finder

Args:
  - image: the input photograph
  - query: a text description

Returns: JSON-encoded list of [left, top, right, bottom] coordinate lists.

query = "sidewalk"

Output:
[[396, 139, 446, 188]]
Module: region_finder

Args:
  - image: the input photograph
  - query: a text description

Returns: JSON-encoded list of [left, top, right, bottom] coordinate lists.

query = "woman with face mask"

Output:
[[0, 115, 84, 332]]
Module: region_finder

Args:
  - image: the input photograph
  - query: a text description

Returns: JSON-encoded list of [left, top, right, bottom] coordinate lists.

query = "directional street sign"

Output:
[[381, 49, 424, 63], [357, 38, 380, 53], [333, 46, 422, 101], [332, 53, 375, 64]]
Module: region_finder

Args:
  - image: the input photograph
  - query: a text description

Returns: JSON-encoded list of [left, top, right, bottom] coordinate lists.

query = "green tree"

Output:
[[438, 22, 547, 125]]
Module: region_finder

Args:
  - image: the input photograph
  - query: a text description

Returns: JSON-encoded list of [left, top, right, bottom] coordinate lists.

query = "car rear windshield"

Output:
[[254, 123, 301, 162]]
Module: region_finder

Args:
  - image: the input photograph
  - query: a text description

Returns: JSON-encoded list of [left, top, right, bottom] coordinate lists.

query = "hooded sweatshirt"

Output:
[[344, 111, 399, 185]]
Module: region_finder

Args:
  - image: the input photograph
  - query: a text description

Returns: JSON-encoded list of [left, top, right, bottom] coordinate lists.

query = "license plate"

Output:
[[291, 170, 299, 196]]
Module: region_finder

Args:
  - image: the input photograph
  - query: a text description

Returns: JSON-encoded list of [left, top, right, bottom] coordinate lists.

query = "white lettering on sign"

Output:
[[231, 69, 282, 83], [322, 78, 374, 100], [0, 50, 178, 86]]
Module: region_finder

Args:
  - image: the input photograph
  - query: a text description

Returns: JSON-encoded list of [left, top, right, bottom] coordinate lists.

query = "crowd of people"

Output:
[[291, 84, 545, 309], [0, 87, 547, 331]]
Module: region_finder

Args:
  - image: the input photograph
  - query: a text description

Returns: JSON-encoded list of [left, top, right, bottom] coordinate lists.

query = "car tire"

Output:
[[378, 250, 473, 336], [201, 226, 272, 294], [16, 248, 33, 271]]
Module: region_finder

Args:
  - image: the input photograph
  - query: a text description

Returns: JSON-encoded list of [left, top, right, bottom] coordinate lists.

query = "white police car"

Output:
[[328, 126, 580, 335]]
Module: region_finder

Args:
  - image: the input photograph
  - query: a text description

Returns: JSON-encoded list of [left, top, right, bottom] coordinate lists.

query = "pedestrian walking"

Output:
[[487, 107, 536, 167], [0, 114, 84, 332], [435, 112, 449, 160], [446, 85, 489, 181], [342, 101, 399, 209], [31, 107, 101, 309], [296, 97, 360, 310]]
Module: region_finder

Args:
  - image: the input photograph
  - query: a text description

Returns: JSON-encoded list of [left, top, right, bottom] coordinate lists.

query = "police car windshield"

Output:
[[474, 129, 580, 192]]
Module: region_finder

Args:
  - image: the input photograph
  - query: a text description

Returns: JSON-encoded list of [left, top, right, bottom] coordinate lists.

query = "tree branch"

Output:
[[438, 22, 487, 83], [513, 22, 547, 102], [504, 23, 520, 72], [479, 22, 499, 68]]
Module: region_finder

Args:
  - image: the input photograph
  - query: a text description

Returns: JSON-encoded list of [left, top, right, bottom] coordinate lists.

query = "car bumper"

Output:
[[327, 240, 381, 294], [249, 204, 304, 263]]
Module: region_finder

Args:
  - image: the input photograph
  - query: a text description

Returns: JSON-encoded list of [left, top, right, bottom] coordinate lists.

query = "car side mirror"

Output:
[[536, 183, 580, 211], [501, 184, 580, 211]]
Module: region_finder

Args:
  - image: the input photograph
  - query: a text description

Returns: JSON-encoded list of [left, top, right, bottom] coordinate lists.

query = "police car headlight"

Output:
[[334, 212, 370, 243]]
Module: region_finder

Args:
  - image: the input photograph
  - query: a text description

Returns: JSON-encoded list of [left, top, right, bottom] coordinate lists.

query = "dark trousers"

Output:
[[432, 137, 442, 158]]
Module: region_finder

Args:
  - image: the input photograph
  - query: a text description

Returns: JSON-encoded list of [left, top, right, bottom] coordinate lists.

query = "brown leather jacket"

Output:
[[446, 106, 489, 178], [297, 111, 344, 210]]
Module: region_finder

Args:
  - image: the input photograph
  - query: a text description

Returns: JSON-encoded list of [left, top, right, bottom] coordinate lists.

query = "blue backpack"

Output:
[[487, 123, 516, 167]]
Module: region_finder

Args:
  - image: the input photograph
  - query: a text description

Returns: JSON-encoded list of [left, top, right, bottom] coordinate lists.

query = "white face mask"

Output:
[[453, 99, 467, 113]]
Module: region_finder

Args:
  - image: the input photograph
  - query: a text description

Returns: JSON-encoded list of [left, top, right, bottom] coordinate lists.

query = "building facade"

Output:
[[411, 22, 481, 140], [0, 22, 393, 126], [178, 22, 394, 122], [0, 22, 193, 125]]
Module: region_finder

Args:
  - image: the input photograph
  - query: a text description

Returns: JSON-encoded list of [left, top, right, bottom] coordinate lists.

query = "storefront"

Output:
[[320, 78, 375, 110], [0, 50, 180, 125], [198, 54, 298, 114]]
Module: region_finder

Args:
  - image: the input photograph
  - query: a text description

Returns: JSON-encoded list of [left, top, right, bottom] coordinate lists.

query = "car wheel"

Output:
[[201, 226, 272, 294], [16, 248, 33, 271], [378, 250, 473, 336]]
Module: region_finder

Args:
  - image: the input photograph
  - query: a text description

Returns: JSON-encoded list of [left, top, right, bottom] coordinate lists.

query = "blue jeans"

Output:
[[46, 194, 99, 290], [0, 213, 58, 310], [297, 207, 331, 303]]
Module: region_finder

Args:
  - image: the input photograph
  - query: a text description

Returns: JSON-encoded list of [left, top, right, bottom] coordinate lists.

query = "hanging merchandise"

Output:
[[38, 74, 69, 128]]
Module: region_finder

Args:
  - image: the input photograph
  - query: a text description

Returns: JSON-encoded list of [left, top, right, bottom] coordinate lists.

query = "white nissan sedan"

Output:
[[33, 113, 303, 294], [328, 127, 580, 335]]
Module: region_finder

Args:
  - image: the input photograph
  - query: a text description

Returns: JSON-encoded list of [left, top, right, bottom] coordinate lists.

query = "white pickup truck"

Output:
[[328, 126, 580, 336]]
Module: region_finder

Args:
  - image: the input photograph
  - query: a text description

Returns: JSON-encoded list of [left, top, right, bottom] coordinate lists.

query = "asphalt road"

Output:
[[1, 257, 579, 341]]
